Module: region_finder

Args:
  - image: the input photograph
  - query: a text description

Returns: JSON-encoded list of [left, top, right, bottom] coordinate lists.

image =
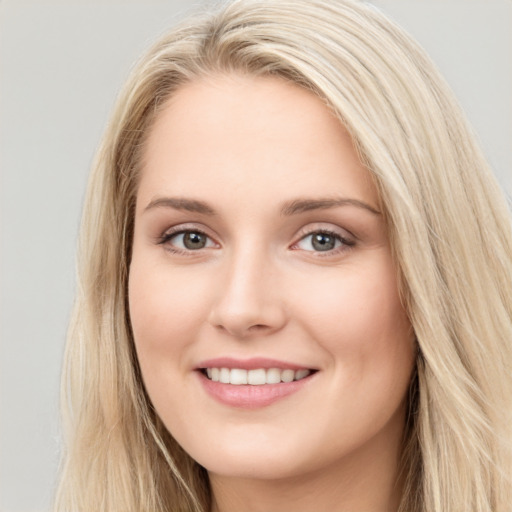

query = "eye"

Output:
[[159, 229, 216, 252], [295, 230, 353, 253]]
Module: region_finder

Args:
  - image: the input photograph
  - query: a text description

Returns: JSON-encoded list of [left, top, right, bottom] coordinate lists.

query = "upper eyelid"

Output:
[[160, 223, 215, 238], [156, 222, 355, 246], [293, 223, 355, 241], [157, 228, 218, 255], [292, 230, 353, 250], [157, 225, 218, 248]]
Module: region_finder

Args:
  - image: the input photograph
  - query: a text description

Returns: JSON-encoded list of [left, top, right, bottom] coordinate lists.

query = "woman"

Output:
[[54, 0, 512, 511]]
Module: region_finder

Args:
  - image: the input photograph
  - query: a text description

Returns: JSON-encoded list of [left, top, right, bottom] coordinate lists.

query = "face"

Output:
[[129, 74, 415, 482]]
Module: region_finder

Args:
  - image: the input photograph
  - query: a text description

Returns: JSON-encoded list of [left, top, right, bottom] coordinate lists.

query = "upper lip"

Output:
[[196, 357, 315, 371]]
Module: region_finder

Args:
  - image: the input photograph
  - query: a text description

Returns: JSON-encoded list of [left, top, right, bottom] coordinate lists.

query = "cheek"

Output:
[[298, 260, 408, 340], [294, 257, 414, 388], [128, 258, 209, 370], [287, 259, 415, 457]]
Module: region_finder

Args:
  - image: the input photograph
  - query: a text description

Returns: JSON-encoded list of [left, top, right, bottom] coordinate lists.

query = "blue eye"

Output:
[[161, 230, 215, 251], [296, 231, 350, 252]]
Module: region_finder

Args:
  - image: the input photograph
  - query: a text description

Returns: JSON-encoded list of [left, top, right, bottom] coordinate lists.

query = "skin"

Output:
[[129, 74, 416, 512]]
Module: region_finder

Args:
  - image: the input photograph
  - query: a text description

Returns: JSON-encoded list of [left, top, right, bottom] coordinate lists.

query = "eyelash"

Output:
[[292, 228, 355, 257], [157, 226, 214, 255], [157, 226, 355, 257]]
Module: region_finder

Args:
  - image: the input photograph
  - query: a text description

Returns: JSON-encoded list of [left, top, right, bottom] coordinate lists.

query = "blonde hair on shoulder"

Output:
[[54, 1, 512, 511]]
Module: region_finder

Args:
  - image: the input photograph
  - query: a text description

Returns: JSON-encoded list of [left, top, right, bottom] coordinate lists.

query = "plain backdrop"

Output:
[[1, 1, 510, 510]]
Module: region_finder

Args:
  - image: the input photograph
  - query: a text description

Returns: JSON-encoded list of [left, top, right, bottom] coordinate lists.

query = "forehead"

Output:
[[138, 74, 378, 212]]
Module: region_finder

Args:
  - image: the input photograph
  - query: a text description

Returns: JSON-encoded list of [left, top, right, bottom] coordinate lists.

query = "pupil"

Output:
[[312, 233, 335, 251], [184, 232, 206, 249]]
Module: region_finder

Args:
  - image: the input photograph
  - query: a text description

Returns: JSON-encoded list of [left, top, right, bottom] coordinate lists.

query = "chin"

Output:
[[202, 454, 307, 481], [185, 427, 334, 482]]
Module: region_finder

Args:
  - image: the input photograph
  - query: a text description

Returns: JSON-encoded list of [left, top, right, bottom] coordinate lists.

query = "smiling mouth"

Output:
[[200, 367, 315, 385]]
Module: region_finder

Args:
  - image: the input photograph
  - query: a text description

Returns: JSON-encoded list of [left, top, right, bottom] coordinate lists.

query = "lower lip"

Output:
[[197, 371, 314, 409]]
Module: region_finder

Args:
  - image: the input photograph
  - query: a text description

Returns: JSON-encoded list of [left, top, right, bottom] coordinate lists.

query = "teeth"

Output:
[[230, 368, 248, 385], [248, 369, 266, 385], [205, 367, 312, 385], [220, 368, 230, 383], [295, 369, 310, 380], [281, 369, 295, 383], [266, 368, 281, 384]]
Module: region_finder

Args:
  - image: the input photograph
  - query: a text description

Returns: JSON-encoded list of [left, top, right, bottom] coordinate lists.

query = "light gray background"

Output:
[[1, 1, 510, 511]]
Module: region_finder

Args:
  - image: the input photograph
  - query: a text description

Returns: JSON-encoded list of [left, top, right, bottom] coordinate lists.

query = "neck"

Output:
[[209, 414, 406, 512]]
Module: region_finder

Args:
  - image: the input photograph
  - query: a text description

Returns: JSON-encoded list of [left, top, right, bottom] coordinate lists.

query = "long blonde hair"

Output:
[[54, 1, 512, 510]]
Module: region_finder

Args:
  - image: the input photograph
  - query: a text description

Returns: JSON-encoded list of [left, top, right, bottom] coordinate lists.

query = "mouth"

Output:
[[200, 367, 314, 385], [195, 359, 318, 408]]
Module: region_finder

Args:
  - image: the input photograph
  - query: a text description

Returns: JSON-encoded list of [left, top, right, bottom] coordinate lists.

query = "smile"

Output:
[[203, 367, 312, 385], [196, 359, 317, 408]]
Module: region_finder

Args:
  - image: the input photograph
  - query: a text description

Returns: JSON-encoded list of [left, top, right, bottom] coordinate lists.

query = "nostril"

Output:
[[249, 324, 269, 331], [208, 291, 287, 338]]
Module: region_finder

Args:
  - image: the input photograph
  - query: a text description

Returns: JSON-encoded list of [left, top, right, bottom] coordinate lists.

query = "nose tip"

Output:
[[209, 310, 281, 339], [208, 259, 287, 339], [210, 296, 284, 339]]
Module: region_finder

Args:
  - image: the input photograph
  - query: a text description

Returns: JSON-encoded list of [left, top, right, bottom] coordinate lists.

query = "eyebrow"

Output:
[[144, 197, 216, 215], [143, 196, 381, 216], [280, 197, 381, 216]]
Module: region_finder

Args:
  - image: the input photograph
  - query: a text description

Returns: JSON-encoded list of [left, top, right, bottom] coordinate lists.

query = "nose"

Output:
[[208, 247, 287, 339]]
